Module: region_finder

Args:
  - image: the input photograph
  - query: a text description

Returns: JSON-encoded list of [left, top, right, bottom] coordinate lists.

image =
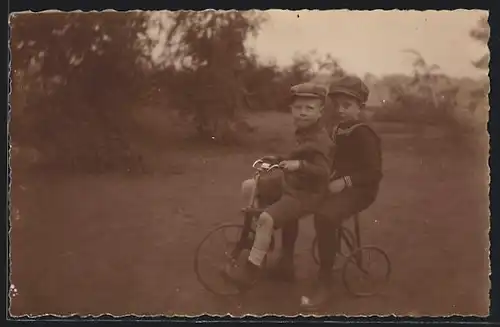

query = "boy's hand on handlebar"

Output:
[[279, 160, 301, 172]]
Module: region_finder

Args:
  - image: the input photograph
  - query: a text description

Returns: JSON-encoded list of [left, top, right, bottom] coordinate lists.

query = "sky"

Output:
[[149, 10, 489, 80], [246, 10, 488, 79]]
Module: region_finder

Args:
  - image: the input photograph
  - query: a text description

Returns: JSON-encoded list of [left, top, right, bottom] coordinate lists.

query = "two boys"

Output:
[[224, 75, 383, 308]]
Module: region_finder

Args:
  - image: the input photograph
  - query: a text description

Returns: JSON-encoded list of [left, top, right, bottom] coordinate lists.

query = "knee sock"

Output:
[[248, 212, 274, 267]]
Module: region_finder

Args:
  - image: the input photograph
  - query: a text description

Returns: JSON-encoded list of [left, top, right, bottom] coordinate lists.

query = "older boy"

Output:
[[223, 82, 335, 289], [268, 75, 383, 310]]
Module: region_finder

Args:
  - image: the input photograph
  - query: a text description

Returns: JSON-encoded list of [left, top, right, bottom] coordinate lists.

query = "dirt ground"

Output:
[[9, 112, 490, 317]]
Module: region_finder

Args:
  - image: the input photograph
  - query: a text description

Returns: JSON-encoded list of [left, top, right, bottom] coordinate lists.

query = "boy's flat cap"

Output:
[[328, 75, 369, 104], [290, 82, 329, 98]]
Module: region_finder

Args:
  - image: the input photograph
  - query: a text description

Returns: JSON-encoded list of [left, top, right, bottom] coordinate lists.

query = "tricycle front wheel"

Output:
[[194, 224, 251, 296], [194, 223, 272, 296]]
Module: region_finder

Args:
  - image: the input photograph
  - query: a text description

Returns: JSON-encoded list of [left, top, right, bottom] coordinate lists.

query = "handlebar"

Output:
[[252, 158, 282, 172]]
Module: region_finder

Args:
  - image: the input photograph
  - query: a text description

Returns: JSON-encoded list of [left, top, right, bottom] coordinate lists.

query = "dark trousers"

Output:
[[280, 188, 377, 274]]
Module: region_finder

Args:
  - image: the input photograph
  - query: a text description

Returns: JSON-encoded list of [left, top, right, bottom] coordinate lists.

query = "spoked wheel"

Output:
[[311, 226, 356, 271], [194, 224, 254, 296], [341, 245, 391, 297]]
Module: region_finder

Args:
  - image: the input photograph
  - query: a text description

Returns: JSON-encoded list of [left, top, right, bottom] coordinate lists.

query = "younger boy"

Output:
[[224, 82, 335, 289]]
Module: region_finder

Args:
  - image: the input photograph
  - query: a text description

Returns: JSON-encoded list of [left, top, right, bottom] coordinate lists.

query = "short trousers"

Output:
[[257, 170, 324, 228], [265, 194, 311, 228], [315, 188, 377, 224]]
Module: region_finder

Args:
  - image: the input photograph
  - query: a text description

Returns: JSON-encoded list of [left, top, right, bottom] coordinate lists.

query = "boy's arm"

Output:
[[342, 127, 382, 188], [291, 141, 332, 180], [298, 152, 331, 181]]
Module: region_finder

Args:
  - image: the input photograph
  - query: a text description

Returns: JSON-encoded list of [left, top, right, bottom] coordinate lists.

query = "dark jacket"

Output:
[[329, 120, 382, 197], [279, 122, 335, 201]]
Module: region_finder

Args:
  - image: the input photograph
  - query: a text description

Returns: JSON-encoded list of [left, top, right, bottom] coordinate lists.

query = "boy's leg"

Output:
[[223, 195, 305, 288], [301, 190, 374, 310], [259, 195, 305, 280], [282, 221, 299, 258], [248, 211, 275, 267], [314, 214, 338, 280], [241, 171, 284, 208], [267, 220, 299, 282], [243, 174, 297, 281]]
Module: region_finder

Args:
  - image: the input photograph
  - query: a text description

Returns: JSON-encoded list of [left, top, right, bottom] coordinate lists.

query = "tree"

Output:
[[151, 10, 268, 143], [470, 15, 489, 70], [10, 11, 151, 172], [402, 49, 443, 108], [376, 50, 464, 132], [467, 14, 489, 131], [314, 53, 346, 82]]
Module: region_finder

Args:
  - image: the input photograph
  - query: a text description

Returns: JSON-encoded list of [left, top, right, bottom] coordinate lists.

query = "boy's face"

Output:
[[332, 94, 362, 121], [290, 96, 324, 128]]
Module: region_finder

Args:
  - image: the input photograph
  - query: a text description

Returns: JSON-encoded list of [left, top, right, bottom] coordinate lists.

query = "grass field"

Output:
[[9, 111, 490, 317]]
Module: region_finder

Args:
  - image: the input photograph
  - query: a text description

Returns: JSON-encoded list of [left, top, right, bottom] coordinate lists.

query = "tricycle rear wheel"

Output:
[[194, 224, 250, 296], [311, 226, 356, 271], [342, 245, 391, 297]]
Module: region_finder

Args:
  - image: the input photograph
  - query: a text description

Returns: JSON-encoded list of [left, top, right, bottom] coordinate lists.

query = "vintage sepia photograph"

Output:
[[9, 9, 490, 317]]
